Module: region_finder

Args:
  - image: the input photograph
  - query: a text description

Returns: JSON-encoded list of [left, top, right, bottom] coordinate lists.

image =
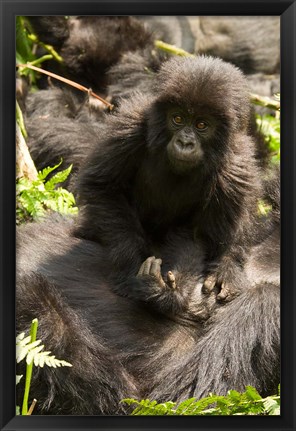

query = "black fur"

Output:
[[26, 16, 153, 93], [139, 16, 280, 74], [16, 55, 280, 415], [16, 200, 280, 414], [26, 16, 70, 47], [24, 87, 105, 189], [75, 56, 263, 305], [108, 16, 280, 101], [21, 61, 270, 193], [16, 271, 138, 415], [21, 16, 278, 186], [26, 16, 279, 97]]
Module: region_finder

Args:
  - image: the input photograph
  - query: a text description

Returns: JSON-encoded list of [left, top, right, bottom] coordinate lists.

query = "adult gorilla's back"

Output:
[[16, 215, 280, 414]]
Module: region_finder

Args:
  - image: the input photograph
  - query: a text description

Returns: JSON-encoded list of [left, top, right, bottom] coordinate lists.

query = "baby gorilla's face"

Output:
[[165, 107, 217, 175]]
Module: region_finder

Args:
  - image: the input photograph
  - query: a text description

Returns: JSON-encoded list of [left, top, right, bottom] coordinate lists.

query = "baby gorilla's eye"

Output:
[[196, 121, 208, 130], [172, 115, 184, 126]]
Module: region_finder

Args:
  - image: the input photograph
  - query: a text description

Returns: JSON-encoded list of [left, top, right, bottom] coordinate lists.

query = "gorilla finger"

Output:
[[217, 283, 230, 301], [202, 274, 217, 294], [137, 256, 155, 275], [150, 258, 162, 277], [167, 271, 177, 289]]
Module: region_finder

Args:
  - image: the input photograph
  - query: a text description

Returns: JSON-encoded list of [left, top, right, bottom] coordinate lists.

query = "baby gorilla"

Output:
[[134, 167, 279, 321], [75, 56, 263, 313]]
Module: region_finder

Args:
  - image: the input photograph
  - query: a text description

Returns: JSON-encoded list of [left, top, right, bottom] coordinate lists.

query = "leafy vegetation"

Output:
[[122, 385, 280, 416], [256, 113, 280, 163], [16, 16, 62, 86], [16, 318, 72, 415], [16, 16, 38, 84], [16, 91, 77, 224], [16, 17, 78, 224], [16, 332, 72, 369], [16, 161, 78, 224]]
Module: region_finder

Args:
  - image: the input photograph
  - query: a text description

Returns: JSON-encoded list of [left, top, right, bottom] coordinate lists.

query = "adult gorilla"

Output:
[[16, 212, 280, 414]]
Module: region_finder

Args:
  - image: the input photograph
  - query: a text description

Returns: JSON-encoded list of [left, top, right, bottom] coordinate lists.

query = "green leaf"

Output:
[[16, 16, 38, 83], [121, 386, 280, 416], [258, 199, 272, 216], [256, 114, 280, 164], [263, 397, 280, 415], [16, 337, 42, 363], [38, 160, 63, 181], [18, 190, 46, 219], [16, 329, 72, 369], [44, 165, 73, 190], [26, 345, 45, 365], [16, 16, 35, 62], [16, 375, 23, 385], [227, 389, 242, 403], [17, 161, 78, 223], [16, 332, 25, 343], [245, 385, 262, 401]]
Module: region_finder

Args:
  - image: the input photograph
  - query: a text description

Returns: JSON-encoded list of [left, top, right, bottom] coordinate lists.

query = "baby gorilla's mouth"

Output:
[[168, 154, 201, 174]]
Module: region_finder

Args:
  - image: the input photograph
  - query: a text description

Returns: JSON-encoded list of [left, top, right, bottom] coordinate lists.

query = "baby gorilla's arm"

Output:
[[137, 256, 176, 289], [133, 256, 216, 322]]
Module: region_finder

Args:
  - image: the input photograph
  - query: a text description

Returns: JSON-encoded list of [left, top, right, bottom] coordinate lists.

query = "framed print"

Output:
[[0, 1, 295, 431]]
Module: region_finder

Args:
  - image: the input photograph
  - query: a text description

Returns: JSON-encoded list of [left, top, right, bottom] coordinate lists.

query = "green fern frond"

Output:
[[44, 164, 73, 190], [175, 397, 199, 415], [34, 352, 72, 368], [38, 160, 63, 181], [263, 397, 280, 415], [16, 331, 72, 368], [16, 319, 72, 415], [17, 160, 78, 223], [123, 399, 176, 415], [176, 394, 224, 415], [245, 385, 262, 401], [256, 114, 280, 163], [16, 337, 42, 363], [16, 375, 23, 385], [122, 386, 280, 416]]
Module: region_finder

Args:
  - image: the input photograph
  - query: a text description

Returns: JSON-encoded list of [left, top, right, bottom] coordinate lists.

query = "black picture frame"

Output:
[[0, 1, 295, 430]]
